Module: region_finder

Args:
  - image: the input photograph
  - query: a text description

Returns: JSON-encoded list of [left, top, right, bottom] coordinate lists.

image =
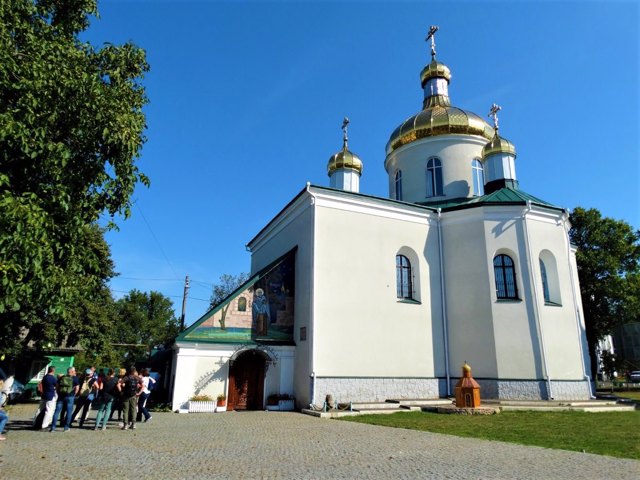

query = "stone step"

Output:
[[300, 408, 362, 419], [392, 399, 454, 407], [353, 408, 405, 415], [350, 402, 402, 410], [483, 399, 619, 407], [500, 404, 636, 413]]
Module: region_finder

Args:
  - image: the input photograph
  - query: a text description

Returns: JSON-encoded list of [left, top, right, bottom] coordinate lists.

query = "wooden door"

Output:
[[228, 351, 265, 410]]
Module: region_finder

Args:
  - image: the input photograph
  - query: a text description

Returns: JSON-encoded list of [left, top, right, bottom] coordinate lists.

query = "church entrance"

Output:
[[228, 350, 266, 410]]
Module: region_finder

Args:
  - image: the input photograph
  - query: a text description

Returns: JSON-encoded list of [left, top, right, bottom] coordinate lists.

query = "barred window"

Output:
[[494, 254, 518, 299], [396, 254, 413, 299]]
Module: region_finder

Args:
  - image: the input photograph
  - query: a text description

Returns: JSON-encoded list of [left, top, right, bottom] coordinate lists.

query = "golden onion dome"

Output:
[[420, 59, 452, 86], [386, 102, 494, 155], [327, 148, 363, 176], [481, 131, 517, 159]]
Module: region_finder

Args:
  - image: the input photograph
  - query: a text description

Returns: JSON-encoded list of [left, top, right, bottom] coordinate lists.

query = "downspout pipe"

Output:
[[306, 182, 317, 406], [437, 208, 451, 396], [562, 211, 595, 399], [523, 201, 553, 399]]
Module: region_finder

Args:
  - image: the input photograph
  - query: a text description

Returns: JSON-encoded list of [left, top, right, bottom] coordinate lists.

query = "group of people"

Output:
[[34, 365, 156, 433]]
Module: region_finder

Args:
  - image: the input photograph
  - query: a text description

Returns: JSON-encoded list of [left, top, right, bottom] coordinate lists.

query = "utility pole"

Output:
[[180, 275, 190, 331]]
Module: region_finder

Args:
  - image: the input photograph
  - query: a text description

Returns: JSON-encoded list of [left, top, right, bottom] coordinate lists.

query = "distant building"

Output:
[[612, 323, 640, 372], [171, 30, 592, 411]]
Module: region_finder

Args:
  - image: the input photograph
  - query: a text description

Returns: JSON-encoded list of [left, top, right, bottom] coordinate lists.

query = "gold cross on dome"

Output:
[[426, 25, 439, 60], [488, 103, 501, 130], [341, 117, 349, 148]]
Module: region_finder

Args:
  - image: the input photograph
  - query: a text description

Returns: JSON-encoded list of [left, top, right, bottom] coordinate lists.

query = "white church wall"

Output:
[[384, 135, 487, 203], [311, 195, 442, 383], [248, 192, 314, 408], [484, 208, 543, 380], [171, 344, 232, 411], [525, 211, 588, 381], [440, 209, 498, 378]]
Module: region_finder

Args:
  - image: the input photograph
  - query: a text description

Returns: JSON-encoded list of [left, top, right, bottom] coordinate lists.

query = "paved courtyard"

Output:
[[1, 404, 638, 479]]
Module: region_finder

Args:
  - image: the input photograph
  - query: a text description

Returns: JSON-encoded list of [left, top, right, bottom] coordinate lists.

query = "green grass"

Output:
[[340, 410, 640, 459]]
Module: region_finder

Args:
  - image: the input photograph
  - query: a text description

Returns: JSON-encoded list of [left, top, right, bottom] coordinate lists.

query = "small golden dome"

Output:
[[481, 132, 517, 159], [463, 363, 471, 373], [386, 104, 494, 155], [420, 60, 452, 86], [327, 148, 363, 176]]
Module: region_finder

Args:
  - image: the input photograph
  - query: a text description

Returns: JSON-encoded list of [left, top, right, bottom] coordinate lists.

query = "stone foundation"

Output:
[[456, 379, 592, 401], [314, 377, 592, 403], [314, 377, 441, 403]]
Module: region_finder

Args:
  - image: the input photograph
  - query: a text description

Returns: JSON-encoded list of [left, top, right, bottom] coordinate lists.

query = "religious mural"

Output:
[[182, 252, 295, 344]]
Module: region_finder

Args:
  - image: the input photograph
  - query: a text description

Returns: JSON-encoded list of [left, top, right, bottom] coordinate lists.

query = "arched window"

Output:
[[472, 159, 484, 196], [493, 254, 518, 299], [396, 254, 413, 299], [539, 259, 550, 303], [539, 251, 562, 305], [426, 158, 443, 197], [237, 297, 247, 312], [394, 170, 403, 200]]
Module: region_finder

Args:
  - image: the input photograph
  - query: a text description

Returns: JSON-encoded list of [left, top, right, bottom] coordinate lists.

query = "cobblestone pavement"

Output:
[[1, 404, 639, 479]]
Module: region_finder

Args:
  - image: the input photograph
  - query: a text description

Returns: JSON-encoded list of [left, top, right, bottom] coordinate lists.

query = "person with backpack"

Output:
[[94, 368, 118, 430], [70, 368, 98, 428], [118, 366, 142, 430], [50, 367, 79, 432], [136, 368, 156, 423]]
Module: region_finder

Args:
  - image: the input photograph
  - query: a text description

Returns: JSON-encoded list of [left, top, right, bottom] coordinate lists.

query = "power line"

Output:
[[134, 200, 180, 280], [110, 288, 209, 303], [116, 276, 183, 282]]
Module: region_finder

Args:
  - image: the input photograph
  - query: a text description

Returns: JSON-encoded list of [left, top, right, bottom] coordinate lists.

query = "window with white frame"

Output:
[[472, 159, 484, 196], [426, 158, 443, 197], [396, 254, 413, 299], [539, 251, 562, 305], [494, 254, 518, 299], [394, 170, 403, 200], [30, 360, 49, 382], [540, 259, 550, 303]]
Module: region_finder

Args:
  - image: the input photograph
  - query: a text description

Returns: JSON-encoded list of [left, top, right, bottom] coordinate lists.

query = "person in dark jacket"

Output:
[[118, 366, 142, 430], [94, 369, 118, 430], [34, 366, 57, 430]]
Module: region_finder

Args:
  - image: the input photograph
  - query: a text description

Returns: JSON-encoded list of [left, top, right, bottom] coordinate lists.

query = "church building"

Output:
[[170, 28, 592, 411]]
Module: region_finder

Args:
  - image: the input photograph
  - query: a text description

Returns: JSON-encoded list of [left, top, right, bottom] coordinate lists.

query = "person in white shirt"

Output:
[[136, 368, 156, 423]]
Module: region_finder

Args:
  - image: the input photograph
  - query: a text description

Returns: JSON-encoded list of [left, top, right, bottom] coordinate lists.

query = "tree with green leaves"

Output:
[[113, 290, 180, 365], [569, 207, 640, 378], [209, 273, 249, 330], [0, 0, 149, 355]]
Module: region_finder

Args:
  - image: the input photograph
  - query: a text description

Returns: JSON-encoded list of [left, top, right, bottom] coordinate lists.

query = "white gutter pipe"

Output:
[[436, 209, 451, 396], [306, 182, 317, 406]]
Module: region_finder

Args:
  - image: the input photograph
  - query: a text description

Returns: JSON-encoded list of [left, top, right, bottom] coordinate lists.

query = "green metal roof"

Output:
[[419, 187, 561, 213]]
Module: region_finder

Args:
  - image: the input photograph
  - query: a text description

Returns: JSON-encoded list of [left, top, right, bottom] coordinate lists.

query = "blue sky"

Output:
[[86, 1, 638, 326]]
